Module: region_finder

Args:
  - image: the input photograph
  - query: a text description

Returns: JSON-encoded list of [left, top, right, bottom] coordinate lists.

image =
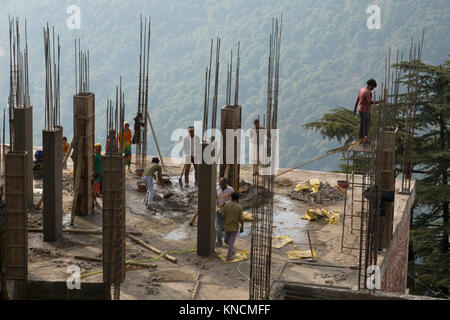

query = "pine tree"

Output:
[[303, 59, 449, 297]]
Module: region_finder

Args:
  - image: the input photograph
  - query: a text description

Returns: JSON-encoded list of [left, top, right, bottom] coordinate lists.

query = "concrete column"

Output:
[[5, 151, 28, 280], [197, 142, 217, 257], [42, 128, 62, 241], [73, 94, 95, 216], [13, 107, 33, 210], [102, 155, 126, 284]]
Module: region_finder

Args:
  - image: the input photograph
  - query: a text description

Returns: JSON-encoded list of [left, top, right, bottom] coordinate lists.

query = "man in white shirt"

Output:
[[249, 119, 266, 175], [216, 177, 234, 247], [183, 126, 201, 185]]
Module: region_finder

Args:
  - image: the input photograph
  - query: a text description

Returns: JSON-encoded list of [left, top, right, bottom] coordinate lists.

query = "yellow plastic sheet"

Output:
[[242, 211, 254, 221], [294, 178, 321, 193], [301, 208, 341, 225], [301, 209, 326, 221], [218, 250, 249, 263], [325, 210, 341, 225], [286, 249, 318, 260], [272, 235, 294, 249], [309, 178, 320, 193]]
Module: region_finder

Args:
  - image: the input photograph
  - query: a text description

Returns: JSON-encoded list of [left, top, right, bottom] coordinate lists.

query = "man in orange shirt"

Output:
[[353, 79, 379, 144]]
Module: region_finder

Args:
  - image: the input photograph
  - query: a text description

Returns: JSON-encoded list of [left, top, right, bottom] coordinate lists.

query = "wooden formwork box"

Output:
[[42, 128, 63, 241], [220, 105, 242, 191], [378, 128, 398, 247], [13, 107, 33, 210], [5, 151, 29, 280], [102, 155, 126, 284], [73, 93, 95, 216]]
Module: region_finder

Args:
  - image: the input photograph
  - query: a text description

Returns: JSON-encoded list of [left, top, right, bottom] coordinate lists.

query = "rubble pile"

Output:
[[288, 179, 345, 204], [62, 174, 73, 192], [238, 181, 273, 210]]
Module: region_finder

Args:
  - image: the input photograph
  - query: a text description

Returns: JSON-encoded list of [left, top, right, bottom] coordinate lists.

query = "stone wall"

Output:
[[380, 183, 415, 293]]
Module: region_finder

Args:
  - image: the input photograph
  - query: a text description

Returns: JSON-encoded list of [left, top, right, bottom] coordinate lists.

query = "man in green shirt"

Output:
[[142, 157, 166, 209], [221, 192, 244, 261]]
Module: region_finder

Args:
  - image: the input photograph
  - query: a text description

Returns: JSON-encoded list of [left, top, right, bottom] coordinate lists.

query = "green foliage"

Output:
[[0, 0, 449, 171], [304, 58, 449, 297]]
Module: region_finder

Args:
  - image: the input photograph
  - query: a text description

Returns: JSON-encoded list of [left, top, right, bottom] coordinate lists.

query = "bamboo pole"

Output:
[[70, 137, 83, 225], [74, 255, 157, 269], [146, 110, 166, 171], [127, 233, 177, 263]]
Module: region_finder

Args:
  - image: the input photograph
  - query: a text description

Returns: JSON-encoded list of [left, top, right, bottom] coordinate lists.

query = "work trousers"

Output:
[[183, 156, 199, 184], [142, 175, 154, 206], [225, 232, 238, 261], [216, 210, 224, 245], [359, 111, 370, 139]]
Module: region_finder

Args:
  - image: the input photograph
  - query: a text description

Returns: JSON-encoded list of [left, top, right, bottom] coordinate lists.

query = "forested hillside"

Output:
[[0, 0, 448, 169]]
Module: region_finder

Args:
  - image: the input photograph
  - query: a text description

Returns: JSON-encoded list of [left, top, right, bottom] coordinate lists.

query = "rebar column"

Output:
[[5, 151, 28, 280], [73, 93, 95, 216], [197, 142, 217, 257], [42, 128, 62, 241], [102, 154, 126, 290]]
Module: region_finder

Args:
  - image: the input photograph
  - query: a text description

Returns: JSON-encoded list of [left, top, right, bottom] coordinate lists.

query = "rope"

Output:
[[237, 260, 249, 281], [274, 142, 355, 178]]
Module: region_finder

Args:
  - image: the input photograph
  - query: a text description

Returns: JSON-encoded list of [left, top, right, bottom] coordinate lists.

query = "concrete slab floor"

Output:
[[25, 156, 414, 299]]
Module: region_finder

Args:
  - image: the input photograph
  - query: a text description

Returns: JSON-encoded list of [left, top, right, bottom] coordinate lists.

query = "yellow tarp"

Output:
[[272, 235, 294, 249], [294, 178, 321, 193], [286, 249, 318, 260], [242, 211, 254, 221], [217, 250, 249, 263], [325, 210, 341, 225], [301, 208, 341, 225]]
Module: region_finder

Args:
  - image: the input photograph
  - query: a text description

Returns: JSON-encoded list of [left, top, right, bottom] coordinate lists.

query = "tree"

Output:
[[303, 59, 450, 297]]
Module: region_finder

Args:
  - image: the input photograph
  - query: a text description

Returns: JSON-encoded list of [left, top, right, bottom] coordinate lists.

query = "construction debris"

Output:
[[286, 250, 318, 260], [301, 208, 341, 225], [272, 235, 293, 249], [289, 180, 344, 204]]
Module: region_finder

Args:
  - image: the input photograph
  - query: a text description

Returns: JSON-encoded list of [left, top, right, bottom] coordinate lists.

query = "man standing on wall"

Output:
[[353, 79, 380, 144]]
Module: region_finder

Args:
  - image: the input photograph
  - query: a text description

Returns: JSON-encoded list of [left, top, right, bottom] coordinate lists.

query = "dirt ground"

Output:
[[27, 155, 368, 299]]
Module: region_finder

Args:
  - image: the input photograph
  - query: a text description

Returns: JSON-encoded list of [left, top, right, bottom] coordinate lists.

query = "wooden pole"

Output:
[[62, 138, 74, 168], [146, 110, 166, 171], [70, 137, 83, 225], [127, 233, 177, 263], [74, 255, 157, 268]]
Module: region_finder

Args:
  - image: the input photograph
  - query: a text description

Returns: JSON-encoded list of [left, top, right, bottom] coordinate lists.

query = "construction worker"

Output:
[[353, 79, 381, 144], [221, 192, 244, 261], [119, 122, 133, 173], [216, 177, 234, 247], [249, 119, 265, 175], [142, 157, 166, 210], [105, 129, 119, 154], [183, 126, 201, 185], [93, 143, 103, 197], [62, 136, 70, 169], [132, 112, 144, 145]]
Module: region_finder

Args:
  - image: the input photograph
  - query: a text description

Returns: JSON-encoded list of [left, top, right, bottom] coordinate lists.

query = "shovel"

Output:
[[306, 230, 316, 262]]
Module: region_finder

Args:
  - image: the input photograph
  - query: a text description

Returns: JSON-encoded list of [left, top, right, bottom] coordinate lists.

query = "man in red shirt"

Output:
[[353, 79, 378, 143]]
